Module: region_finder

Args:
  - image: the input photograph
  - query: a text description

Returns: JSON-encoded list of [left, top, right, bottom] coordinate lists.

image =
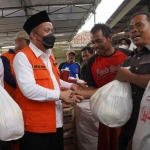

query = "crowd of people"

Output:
[[0, 9, 150, 150]]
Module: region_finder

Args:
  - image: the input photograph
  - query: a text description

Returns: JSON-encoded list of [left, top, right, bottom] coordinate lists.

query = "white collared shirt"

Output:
[[13, 42, 72, 128], [0, 58, 4, 87]]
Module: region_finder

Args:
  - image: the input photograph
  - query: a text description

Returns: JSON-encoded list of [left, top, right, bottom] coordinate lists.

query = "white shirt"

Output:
[[13, 42, 72, 128], [0, 58, 4, 87]]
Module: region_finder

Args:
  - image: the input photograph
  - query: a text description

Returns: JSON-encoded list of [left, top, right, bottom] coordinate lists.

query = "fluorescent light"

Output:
[[2, 46, 15, 49], [54, 33, 64, 37], [118, 32, 125, 34], [54, 33, 72, 37]]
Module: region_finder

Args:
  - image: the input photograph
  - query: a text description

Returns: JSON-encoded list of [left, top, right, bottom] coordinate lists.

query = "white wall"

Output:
[[57, 57, 66, 66]]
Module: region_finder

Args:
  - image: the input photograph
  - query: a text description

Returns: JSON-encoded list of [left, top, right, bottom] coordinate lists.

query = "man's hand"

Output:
[[77, 82, 88, 90], [70, 84, 79, 91], [60, 90, 84, 105], [116, 67, 133, 82], [70, 90, 82, 98], [70, 82, 88, 91], [71, 88, 97, 99]]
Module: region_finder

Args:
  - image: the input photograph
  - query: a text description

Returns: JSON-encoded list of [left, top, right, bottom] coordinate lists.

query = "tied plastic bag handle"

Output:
[[76, 74, 85, 84], [123, 66, 131, 70]]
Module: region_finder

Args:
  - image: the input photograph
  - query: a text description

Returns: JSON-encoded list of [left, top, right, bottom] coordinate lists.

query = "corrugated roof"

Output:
[[0, 0, 101, 47], [106, 0, 150, 34]]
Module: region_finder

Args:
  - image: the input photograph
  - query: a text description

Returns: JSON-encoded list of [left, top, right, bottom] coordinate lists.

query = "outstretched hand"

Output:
[[70, 90, 82, 99], [77, 82, 88, 90], [70, 83, 79, 91], [60, 90, 84, 105]]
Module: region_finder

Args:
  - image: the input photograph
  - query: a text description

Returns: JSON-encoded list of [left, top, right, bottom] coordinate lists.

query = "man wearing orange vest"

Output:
[[13, 10, 83, 150], [1, 31, 30, 100], [1, 31, 29, 150]]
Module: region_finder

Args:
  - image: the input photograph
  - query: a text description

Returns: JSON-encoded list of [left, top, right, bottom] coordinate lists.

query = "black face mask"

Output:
[[35, 33, 56, 49]]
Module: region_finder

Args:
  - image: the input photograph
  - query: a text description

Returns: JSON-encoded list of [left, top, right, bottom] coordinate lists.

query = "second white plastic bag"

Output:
[[90, 80, 133, 127], [0, 85, 24, 141]]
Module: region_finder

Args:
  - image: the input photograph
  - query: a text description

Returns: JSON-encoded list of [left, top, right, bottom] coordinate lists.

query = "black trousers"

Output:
[[118, 134, 130, 150], [20, 127, 64, 150], [0, 141, 2, 150], [0, 141, 11, 150]]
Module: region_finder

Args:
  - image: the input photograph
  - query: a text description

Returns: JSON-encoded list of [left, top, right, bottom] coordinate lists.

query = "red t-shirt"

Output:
[[87, 49, 130, 88]]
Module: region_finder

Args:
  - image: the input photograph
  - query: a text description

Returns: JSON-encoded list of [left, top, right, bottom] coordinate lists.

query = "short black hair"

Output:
[[118, 37, 131, 46], [130, 11, 150, 23], [90, 23, 112, 38], [81, 46, 94, 54]]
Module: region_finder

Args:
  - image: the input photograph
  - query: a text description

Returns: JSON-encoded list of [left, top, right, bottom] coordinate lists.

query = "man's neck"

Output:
[[67, 61, 73, 64], [137, 46, 144, 52], [101, 46, 115, 57], [31, 41, 47, 53]]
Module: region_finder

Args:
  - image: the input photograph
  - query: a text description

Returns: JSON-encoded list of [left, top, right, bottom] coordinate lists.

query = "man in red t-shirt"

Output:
[[71, 23, 131, 150]]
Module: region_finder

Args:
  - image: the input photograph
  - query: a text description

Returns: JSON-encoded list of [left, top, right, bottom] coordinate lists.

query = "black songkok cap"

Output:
[[23, 10, 51, 35]]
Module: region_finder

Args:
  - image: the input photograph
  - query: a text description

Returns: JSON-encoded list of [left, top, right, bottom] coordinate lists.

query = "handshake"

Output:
[[60, 82, 88, 105]]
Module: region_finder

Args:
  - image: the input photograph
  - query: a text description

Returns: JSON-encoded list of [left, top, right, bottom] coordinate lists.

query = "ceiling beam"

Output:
[[18, 0, 32, 19], [0, 3, 94, 10], [108, 0, 140, 28], [69, 0, 102, 42]]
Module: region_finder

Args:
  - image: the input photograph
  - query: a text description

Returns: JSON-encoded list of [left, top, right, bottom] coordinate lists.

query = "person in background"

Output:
[[1, 31, 30, 100], [118, 37, 131, 49], [71, 23, 131, 150], [0, 31, 29, 150], [59, 50, 80, 78], [116, 11, 150, 150], [13, 10, 83, 150], [80, 46, 94, 81]]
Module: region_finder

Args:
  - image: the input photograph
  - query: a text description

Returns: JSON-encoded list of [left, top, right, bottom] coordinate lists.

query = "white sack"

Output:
[[132, 80, 150, 150], [0, 85, 24, 141], [90, 80, 133, 127]]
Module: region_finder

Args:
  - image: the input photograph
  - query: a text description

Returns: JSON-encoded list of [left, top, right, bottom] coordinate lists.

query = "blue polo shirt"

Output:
[[59, 62, 80, 78]]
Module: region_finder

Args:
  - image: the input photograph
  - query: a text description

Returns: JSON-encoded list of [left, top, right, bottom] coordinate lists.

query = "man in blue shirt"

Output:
[[59, 50, 80, 78]]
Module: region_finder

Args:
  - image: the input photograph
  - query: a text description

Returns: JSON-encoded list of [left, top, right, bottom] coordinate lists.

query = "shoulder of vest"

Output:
[[21, 46, 32, 53], [21, 46, 36, 58], [1, 51, 9, 56], [1, 51, 15, 59], [21, 46, 41, 66]]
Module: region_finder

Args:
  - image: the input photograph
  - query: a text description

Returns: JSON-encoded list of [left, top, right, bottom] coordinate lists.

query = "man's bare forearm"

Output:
[[81, 88, 98, 99], [128, 74, 150, 89]]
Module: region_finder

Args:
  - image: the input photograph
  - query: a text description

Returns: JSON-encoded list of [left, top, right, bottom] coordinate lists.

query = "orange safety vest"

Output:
[[15, 46, 60, 133], [1, 51, 16, 99]]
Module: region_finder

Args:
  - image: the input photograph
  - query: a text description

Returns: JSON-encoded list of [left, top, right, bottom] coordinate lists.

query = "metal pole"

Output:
[[94, 11, 96, 24]]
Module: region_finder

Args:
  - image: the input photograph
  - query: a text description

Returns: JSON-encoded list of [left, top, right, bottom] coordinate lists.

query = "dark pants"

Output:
[[0, 141, 11, 150], [118, 134, 130, 150], [20, 127, 64, 150], [0, 141, 2, 150]]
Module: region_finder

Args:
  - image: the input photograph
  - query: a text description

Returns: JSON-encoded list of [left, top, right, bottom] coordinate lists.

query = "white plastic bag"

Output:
[[0, 85, 24, 141], [90, 80, 133, 127], [132, 80, 150, 150]]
